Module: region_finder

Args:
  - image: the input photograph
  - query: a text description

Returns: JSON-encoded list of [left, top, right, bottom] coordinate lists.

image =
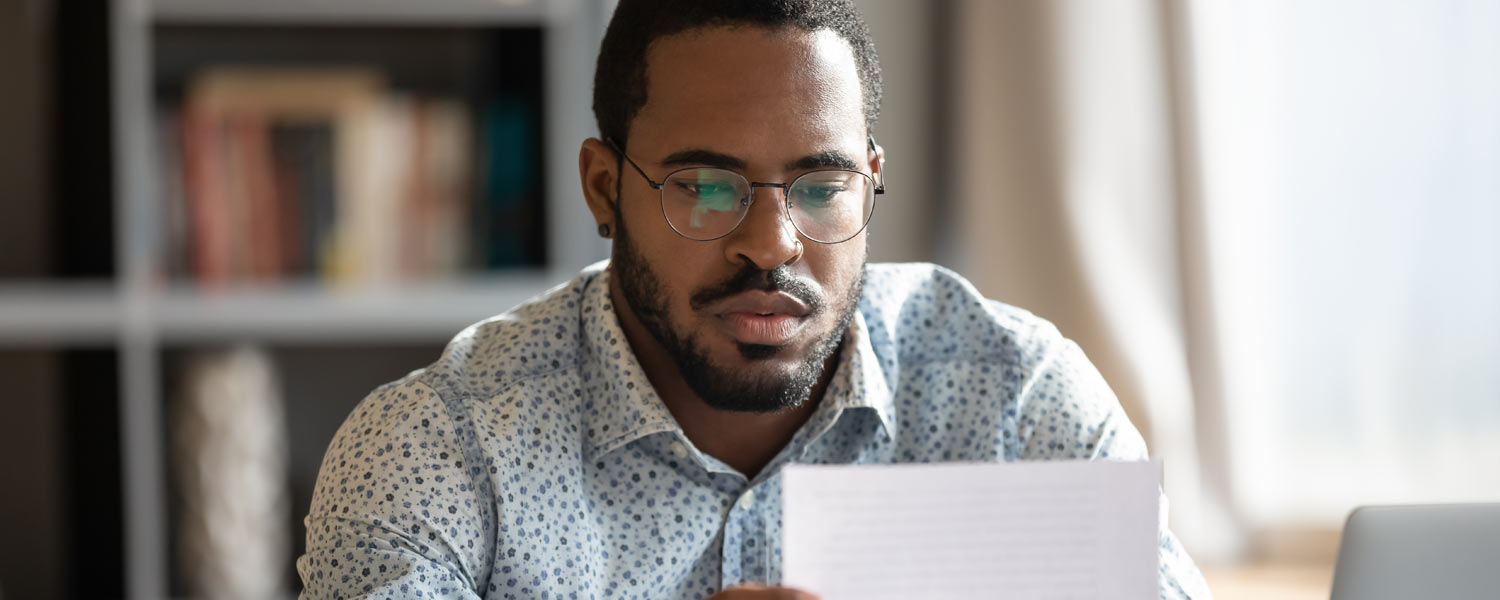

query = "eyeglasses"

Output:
[[607, 137, 883, 244]]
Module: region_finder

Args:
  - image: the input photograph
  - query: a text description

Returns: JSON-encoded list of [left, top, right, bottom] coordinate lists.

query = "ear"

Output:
[[867, 137, 886, 190], [578, 137, 619, 234]]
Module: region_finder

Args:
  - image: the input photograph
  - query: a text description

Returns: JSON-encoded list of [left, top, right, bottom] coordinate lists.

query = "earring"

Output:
[[598, 223, 612, 238]]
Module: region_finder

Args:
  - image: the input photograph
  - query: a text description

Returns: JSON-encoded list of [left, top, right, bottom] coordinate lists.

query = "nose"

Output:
[[722, 185, 804, 271]]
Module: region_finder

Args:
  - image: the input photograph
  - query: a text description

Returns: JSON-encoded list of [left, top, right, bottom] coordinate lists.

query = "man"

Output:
[[298, 1, 1211, 598]]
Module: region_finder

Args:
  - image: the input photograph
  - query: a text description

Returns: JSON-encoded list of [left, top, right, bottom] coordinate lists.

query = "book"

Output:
[[161, 65, 530, 286], [182, 67, 383, 285]]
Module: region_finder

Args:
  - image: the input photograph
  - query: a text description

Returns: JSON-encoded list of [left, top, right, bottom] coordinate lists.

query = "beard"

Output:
[[610, 213, 864, 413]]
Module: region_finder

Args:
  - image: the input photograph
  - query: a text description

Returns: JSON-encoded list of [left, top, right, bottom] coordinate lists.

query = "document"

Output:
[[781, 460, 1160, 599]]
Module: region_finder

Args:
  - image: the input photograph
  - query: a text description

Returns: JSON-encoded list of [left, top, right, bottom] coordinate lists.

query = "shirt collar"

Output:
[[578, 265, 682, 462], [810, 309, 897, 439], [578, 262, 897, 461]]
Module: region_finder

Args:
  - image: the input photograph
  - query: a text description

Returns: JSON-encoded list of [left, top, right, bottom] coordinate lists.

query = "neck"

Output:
[[607, 271, 837, 479]]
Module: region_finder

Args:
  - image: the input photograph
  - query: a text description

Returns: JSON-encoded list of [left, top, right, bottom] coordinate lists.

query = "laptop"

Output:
[[1330, 503, 1500, 600]]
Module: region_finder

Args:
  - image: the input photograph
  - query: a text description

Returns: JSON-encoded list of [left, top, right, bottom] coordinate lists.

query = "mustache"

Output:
[[689, 264, 825, 314]]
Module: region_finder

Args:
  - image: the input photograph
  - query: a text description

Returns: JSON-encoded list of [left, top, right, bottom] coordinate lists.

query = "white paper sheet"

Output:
[[781, 460, 1160, 599]]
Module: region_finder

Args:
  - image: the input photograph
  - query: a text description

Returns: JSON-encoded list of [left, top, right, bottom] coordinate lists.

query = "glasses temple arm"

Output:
[[605, 137, 665, 189]]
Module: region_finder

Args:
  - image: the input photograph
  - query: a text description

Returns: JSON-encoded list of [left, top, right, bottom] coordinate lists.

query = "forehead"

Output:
[[631, 25, 866, 158]]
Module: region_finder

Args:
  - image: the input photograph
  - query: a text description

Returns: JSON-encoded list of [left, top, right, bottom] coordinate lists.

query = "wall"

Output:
[[853, 0, 944, 264]]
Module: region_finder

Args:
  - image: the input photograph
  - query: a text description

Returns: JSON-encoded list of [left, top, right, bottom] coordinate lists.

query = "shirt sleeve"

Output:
[[297, 377, 495, 599], [1014, 335, 1215, 600]]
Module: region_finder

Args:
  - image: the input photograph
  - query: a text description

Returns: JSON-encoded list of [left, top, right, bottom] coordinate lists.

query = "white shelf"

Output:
[[0, 281, 122, 345], [149, 0, 577, 25], [150, 274, 562, 343], [0, 274, 566, 345]]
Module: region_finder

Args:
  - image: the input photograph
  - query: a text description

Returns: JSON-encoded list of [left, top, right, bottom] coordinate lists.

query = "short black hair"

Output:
[[592, 0, 883, 148]]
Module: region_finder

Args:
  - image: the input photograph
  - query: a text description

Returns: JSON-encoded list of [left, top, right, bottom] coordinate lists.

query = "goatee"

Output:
[[610, 217, 863, 413]]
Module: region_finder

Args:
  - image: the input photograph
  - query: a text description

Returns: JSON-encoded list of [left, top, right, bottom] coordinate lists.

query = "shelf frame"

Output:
[[92, 0, 614, 596], [0, 282, 123, 346], [114, 0, 172, 595], [0, 275, 582, 344]]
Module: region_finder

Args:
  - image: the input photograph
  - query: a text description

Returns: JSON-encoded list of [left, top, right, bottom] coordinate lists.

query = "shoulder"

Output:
[[859, 262, 1065, 372], [324, 373, 451, 456], [417, 266, 601, 401], [303, 369, 496, 593], [861, 263, 1140, 460]]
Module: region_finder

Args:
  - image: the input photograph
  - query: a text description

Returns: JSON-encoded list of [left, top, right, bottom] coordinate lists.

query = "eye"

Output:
[[671, 180, 740, 211], [683, 182, 731, 197], [795, 184, 848, 208]]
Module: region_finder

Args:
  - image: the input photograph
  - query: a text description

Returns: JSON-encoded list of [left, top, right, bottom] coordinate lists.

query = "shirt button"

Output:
[[670, 441, 688, 458], [739, 490, 756, 510]]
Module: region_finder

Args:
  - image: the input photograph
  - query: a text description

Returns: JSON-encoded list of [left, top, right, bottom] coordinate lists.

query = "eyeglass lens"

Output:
[[661, 168, 875, 243]]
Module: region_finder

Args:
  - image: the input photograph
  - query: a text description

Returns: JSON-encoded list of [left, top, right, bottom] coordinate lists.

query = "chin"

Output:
[[679, 324, 837, 414], [735, 342, 783, 360], [708, 338, 801, 372]]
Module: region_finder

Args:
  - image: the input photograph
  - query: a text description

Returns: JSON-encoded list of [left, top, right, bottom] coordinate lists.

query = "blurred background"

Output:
[[1, 0, 1496, 598]]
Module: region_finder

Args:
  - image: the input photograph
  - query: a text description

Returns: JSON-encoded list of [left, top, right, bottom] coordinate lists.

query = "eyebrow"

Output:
[[786, 150, 860, 172], [659, 149, 746, 170], [657, 148, 861, 173]]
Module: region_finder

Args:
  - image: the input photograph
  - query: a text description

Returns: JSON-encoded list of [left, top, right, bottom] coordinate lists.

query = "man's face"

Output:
[[611, 26, 873, 412]]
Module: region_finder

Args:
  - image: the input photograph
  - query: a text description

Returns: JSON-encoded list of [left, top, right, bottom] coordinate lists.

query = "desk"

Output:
[[1202, 563, 1334, 600]]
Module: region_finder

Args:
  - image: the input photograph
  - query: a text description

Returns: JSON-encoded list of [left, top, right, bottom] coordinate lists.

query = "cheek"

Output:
[[635, 232, 719, 317], [808, 241, 867, 310], [623, 192, 697, 276]]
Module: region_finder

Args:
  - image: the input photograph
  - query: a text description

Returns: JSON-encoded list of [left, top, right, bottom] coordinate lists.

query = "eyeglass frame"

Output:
[[605, 136, 885, 244]]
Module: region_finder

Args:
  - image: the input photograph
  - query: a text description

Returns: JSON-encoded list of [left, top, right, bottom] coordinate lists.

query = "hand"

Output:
[[707, 583, 820, 599]]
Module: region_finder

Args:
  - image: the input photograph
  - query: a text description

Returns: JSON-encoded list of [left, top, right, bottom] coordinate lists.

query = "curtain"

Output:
[[948, 0, 1238, 560], [950, 0, 1500, 563], [1187, 0, 1500, 525]]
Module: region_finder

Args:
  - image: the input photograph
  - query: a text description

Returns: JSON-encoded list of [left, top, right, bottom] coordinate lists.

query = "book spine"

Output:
[[180, 106, 230, 286], [240, 113, 282, 281]]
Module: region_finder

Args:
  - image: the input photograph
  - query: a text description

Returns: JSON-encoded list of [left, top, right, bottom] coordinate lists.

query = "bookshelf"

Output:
[[0, 0, 613, 597], [150, 0, 567, 25]]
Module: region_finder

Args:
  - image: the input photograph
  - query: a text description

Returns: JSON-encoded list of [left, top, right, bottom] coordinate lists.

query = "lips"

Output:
[[714, 291, 811, 318], [710, 291, 812, 346]]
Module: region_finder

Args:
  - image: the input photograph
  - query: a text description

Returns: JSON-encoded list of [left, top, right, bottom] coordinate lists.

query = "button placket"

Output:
[[719, 494, 744, 589]]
